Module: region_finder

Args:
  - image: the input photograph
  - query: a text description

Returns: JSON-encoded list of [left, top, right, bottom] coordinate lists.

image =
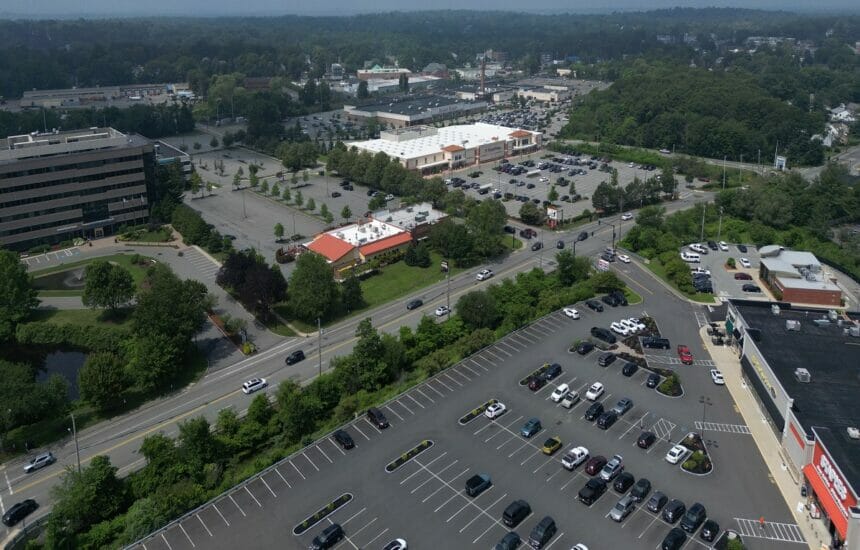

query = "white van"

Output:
[[680, 251, 701, 263]]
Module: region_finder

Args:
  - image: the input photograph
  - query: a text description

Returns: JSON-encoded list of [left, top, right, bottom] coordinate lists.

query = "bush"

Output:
[[726, 257, 736, 268], [16, 322, 131, 353]]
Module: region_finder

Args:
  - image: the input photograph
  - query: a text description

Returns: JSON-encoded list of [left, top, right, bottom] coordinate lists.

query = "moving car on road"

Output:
[[406, 298, 423, 310], [242, 378, 267, 394], [710, 370, 725, 385], [618, 254, 631, 263], [739, 257, 752, 268], [435, 305, 450, 317], [285, 349, 305, 365], [677, 345, 693, 365], [23, 452, 56, 473], [476, 269, 494, 281], [2, 499, 38, 527]]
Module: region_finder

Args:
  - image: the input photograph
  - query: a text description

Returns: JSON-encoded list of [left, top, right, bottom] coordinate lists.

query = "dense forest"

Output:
[[0, 9, 857, 98], [560, 62, 832, 165]]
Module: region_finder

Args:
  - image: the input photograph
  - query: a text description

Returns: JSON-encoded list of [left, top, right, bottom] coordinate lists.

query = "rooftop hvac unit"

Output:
[[828, 310, 839, 321], [849, 325, 860, 338], [813, 318, 830, 327], [771, 305, 781, 316], [785, 320, 801, 331], [848, 427, 860, 440], [406, 207, 413, 213], [794, 368, 811, 383]]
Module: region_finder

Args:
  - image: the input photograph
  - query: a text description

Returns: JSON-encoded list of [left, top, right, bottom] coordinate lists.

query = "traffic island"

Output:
[[656, 372, 684, 397], [680, 432, 713, 475], [459, 399, 499, 425], [385, 440, 434, 473], [714, 529, 745, 550], [292, 493, 353, 536], [518, 363, 552, 386]]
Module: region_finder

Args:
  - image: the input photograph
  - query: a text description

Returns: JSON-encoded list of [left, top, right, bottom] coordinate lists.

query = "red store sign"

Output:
[[803, 442, 858, 539]]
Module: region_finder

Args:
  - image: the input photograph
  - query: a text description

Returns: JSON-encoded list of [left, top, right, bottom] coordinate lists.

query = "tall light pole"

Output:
[[317, 318, 322, 378], [699, 203, 706, 242], [69, 413, 81, 474], [699, 395, 713, 442], [722, 156, 727, 190], [445, 260, 451, 317], [717, 207, 724, 241]]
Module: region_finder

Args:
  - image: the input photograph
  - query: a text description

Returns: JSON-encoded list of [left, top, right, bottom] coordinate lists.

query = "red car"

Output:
[[734, 272, 753, 280], [527, 376, 546, 391], [677, 345, 694, 365]]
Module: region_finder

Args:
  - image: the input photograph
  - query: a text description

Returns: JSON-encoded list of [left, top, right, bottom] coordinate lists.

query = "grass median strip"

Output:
[[385, 440, 434, 473], [518, 363, 551, 386], [292, 493, 353, 536], [458, 399, 499, 425]]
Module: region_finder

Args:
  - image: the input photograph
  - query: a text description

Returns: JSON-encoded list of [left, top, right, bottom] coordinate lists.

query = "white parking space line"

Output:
[[560, 475, 580, 491], [229, 494, 246, 516], [412, 460, 458, 493], [393, 399, 415, 415], [289, 460, 307, 480], [384, 404, 405, 422], [260, 477, 277, 497], [340, 506, 367, 526], [543, 532, 565, 549], [406, 393, 427, 408], [482, 348, 505, 362], [492, 345, 512, 357], [545, 467, 564, 483], [637, 514, 660, 539], [244, 486, 262, 507], [349, 516, 378, 538], [486, 415, 523, 442], [508, 438, 533, 457], [352, 422, 371, 440], [532, 456, 556, 474], [434, 490, 463, 513], [213, 503, 230, 526], [329, 437, 347, 456], [449, 368, 472, 382], [619, 412, 649, 439], [447, 487, 496, 522], [161, 533, 174, 550], [363, 528, 390, 547], [401, 451, 448, 485], [423, 468, 470, 503], [442, 372, 463, 387], [179, 524, 195, 547], [507, 333, 532, 346], [459, 363, 480, 377], [468, 358, 490, 371], [196, 514, 213, 537], [420, 384, 443, 399], [303, 452, 320, 471], [460, 492, 507, 533], [274, 467, 292, 488], [496, 341, 519, 353], [315, 444, 334, 464], [519, 448, 542, 465], [364, 417, 383, 434]]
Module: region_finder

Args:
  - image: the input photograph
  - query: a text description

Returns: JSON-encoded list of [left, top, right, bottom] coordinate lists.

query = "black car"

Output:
[[285, 350, 306, 365], [590, 327, 617, 344], [601, 293, 621, 307], [584, 402, 604, 421], [700, 519, 720, 542], [2, 499, 38, 527], [556, 240, 565, 249], [406, 298, 424, 310], [646, 372, 661, 388], [630, 478, 651, 502], [647, 491, 669, 513], [528, 516, 557, 549], [742, 284, 761, 293], [681, 503, 707, 533], [576, 342, 595, 355], [331, 191, 342, 198], [502, 499, 532, 527], [578, 477, 607, 505], [737, 244, 748, 253], [494, 532, 522, 550], [531, 242, 543, 251], [366, 407, 389, 429], [311, 523, 344, 550], [613, 472, 635, 493], [597, 411, 618, 429], [642, 336, 670, 349], [661, 527, 687, 550], [504, 225, 516, 234], [622, 362, 638, 376], [465, 473, 492, 497], [332, 429, 354, 450], [585, 300, 604, 312], [610, 290, 628, 306], [707, 240, 718, 250], [663, 499, 686, 523], [637, 431, 657, 449], [366, 188, 376, 196], [543, 363, 563, 380], [577, 231, 589, 242], [527, 376, 546, 391]]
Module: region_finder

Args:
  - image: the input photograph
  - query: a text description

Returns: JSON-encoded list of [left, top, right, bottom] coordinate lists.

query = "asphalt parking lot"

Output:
[[132, 272, 802, 550], [679, 243, 770, 301]]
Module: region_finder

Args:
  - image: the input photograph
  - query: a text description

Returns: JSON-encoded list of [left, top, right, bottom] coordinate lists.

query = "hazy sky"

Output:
[[2, 0, 858, 17]]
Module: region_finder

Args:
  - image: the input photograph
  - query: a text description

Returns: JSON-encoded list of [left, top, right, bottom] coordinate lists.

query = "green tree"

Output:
[[282, 186, 292, 202], [48, 455, 128, 538], [547, 185, 559, 202], [320, 203, 330, 219], [209, 136, 219, 148], [303, 170, 309, 183], [357, 80, 369, 99], [249, 171, 259, 188], [288, 252, 339, 322], [467, 199, 507, 257], [206, 181, 214, 196], [352, 318, 393, 391], [82, 260, 135, 312], [306, 197, 316, 211], [556, 250, 591, 285], [456, 291, 501, 329], [323, 210, 334, 224], [274, 223, 285, 241], [368, 195, 386, 210], [341, 274, 364, 312], [232, 171, 241, 190], [78, 352, 127, 412], [295, 190, 304, 208], [519, 201, 545, 226], [291, 173, 299, 185], [189, 171, 202, 197], [0, 250, 39, 341], [404, 241, 432, 267], [271, 183, 280, 197], [260, 179, 269, 194], [341, 204, 352, 221], [0, 360, 69, 434]]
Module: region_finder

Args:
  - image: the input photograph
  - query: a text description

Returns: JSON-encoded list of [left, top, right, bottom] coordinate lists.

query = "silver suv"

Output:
[[23, 452, 56, 473], [599, 454, 624, 481]]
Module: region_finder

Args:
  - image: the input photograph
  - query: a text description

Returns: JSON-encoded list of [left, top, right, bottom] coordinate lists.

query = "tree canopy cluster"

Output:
[[561, 61, 826, 166], [216, 249, 288, 321]]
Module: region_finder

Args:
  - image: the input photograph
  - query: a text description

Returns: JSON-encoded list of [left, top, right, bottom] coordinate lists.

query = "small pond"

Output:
[[32, 267, 87, 291], [35, 350, 87, 400]]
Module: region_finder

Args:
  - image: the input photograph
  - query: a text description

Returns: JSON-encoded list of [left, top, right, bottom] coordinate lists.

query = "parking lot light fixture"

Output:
[[699, 395, 713, 441]]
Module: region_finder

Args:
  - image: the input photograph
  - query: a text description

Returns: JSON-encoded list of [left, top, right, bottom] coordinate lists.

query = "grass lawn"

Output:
[[623, 287, 643, 305], [27, 307, 134, 327], [501, 236, 523, 250], [118, 227, 173, 243], [646, 259, 716, 304], [31, 253, 154, 296], [264, 317, 298, 337]]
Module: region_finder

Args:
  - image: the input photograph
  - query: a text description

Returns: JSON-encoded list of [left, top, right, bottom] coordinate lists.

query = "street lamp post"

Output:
[[699, 395, 713, 442], [69, 413, 81, 474], [699, 203, 706, 242], [317, 318, 322, 378], [717, 207, 724, 241]]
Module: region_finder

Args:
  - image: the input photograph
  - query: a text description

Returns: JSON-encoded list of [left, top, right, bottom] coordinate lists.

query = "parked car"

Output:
[[617, 254, 631, 263], [285, 350, 306, 365], [366, 407, 389, 429], [585, 300, 603, 312], [242, 378, 268, 394], [734, 272, 753, 280], [642, 336, 670, 349], [331, 191, 341, 198], [739, 257, 752, 268], [637, 431, 657, 449], [710, 369, 725, 385], [465, 473, 492, 497], [502, 500, 531, 527], [578, 478, 607, 506], [527, 376, 546, 391], [613, 472, 635, 493], [665, 445, 688, 464], [646, 372, 661, 388], [584, 402, 604, 421], [382, 539, 408, 550], [494, 532, 522, 550], [630, 478, 652, 502], [700, 519, 720, 542], [599, 454, 624, 481], [560, 391, 580, 408], [677, 345, 693, 365], [562, 446, 589, 470], [661, 527, 687, 550], [718, 241, 729, 251], [707, 240, 718, 250], [622, 362, 638, 376], [23, 452, 56, 473], [550, 384, 570, 402], [528, 516, 557, 549], [609, 495, 635, 522], [576, 341, 595, 355], [610, 321, 630, 336], [590, 327, 616, 344], [562, 307, 580, 319], [530, 241, 543, 251], [737, 244, 748, 252], [541, 436, 562, 455], [310, 523, 344, 550], [596, 411, 618, 430], [584, 456, 607, 476], [585, 382, 605, 401], [681, 503, 707, 533], [521, 418, 542, 438], [647, 491, 669, 513], [742, 283, 761, 293], [543, 363, 562, 380], [485, 402, 507, 419], [332, 429, 355, 449], [663, 499, 687, 523], [612, 398, 633, 416]]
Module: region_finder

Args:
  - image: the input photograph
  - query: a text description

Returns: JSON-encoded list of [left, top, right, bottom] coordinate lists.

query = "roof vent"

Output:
[[794, 368, 811, 383], [848, 427, 860, 440], [786, 320, 801, 331], [828, 310, 839, 321], [771, 304, 780, 316], [813, 318, 830, 327]]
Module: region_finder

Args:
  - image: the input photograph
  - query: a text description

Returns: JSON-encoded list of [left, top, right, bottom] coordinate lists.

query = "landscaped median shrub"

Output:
[[15, 321, 131, 353], [657, 373, 683, 397]]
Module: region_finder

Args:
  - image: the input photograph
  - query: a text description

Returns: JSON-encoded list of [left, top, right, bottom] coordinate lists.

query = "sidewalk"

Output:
[[700, 325, 830, 550]]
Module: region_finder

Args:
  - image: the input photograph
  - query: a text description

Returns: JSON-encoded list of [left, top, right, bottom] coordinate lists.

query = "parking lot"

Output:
[[132, 274, 801, 550], [678, 242, 774, 302]]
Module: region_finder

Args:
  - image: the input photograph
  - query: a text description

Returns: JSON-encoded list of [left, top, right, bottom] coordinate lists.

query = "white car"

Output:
[[710, 369, 725, 385], [551, 383, 570, 402], [382, 539, 407, 550], [476, 269, 494, 281], [627, 317, 646, 331], [571, 545, 589, 550], [485, 402, 507, 419], [585, 382, 605, 401], [563, 306, 580, 319], [621, 212, 633, 221], [617, 254, 631, 263], [739, 257, 752, 268], [718, 241, 729, 251], [562, 446, 589, 470], [665, 445, 688, 464], [619, 319, 639, 333], [385, 193, 395, 201], [539, 176, 549, 183], [610, 321, 630, 336], [689, 243, 708, 254], [435, 305, 450, 317], [691, 267, 711, 276], [242, 377, 268, 394]]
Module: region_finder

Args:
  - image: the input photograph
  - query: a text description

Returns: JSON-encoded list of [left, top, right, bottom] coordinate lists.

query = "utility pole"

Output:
[[699, 203, 706, 242], [757, 149, 761, 174], [717, 207, 724, 241], [739, 154, 744, 185], [317, 318, 322, 378], [69, 413, 81, 474], [446, 260, 451, 317], [699, 395, 712, 442], [242, 188, 247, 219], [722, 156, 727, 190]]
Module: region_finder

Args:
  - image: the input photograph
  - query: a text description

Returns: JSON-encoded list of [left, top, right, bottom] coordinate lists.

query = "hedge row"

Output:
[[15, 322, 131, 354]]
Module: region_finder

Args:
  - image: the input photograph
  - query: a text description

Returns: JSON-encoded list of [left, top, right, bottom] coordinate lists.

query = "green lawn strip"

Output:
[[31, 253, 153, 288], [501, 236, 523, 250], [37, 289, 84, 297], [623, 288, 643, 305], [263, 318, 297, 337], [645, 259, 715, 304], [27, 307, 135, 327]]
